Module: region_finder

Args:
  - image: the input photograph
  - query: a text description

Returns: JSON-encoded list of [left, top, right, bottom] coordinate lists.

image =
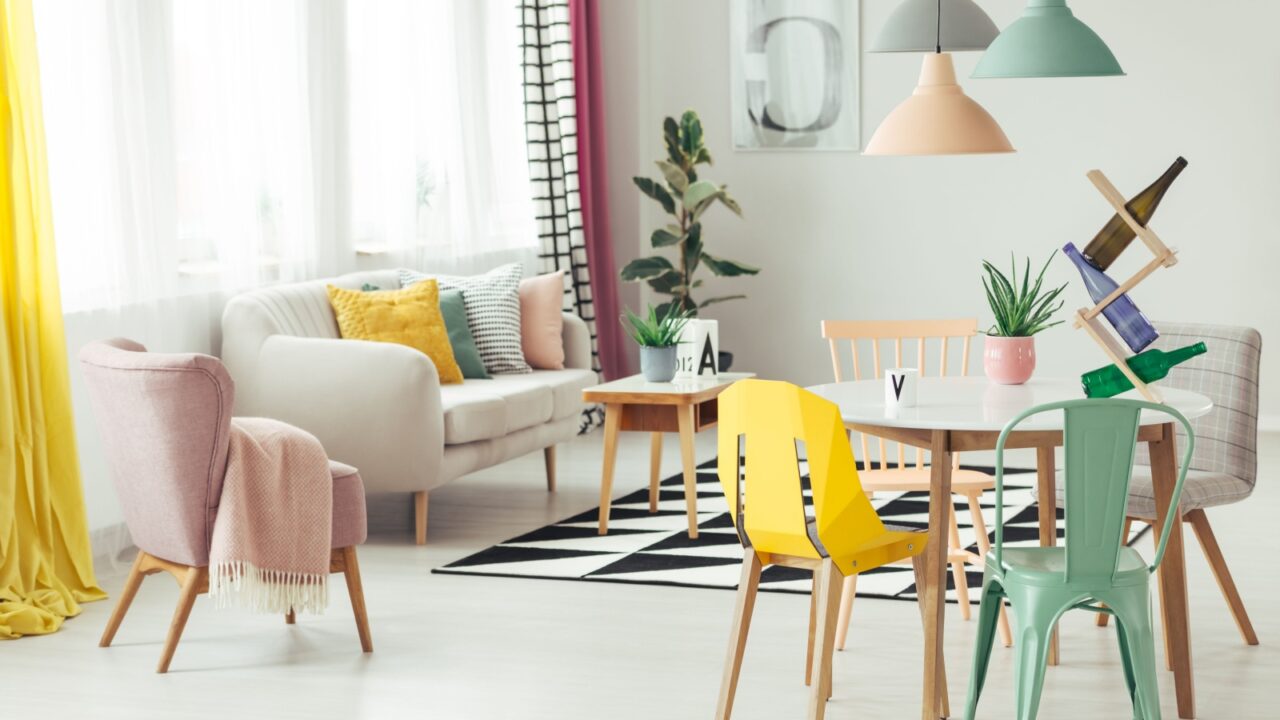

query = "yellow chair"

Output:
[[714, 379, 932, 720]]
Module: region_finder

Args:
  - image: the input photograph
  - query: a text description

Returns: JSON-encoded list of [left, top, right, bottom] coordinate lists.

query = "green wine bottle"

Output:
[[1082, 157, 1188, 271], [1081, 342, 1207, 398]]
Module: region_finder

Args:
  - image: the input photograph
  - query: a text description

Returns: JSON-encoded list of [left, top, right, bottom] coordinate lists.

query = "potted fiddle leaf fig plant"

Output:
[[620, 110, 759, 327], [622, 304, 692, 383], [981, 252, 1068, 385]]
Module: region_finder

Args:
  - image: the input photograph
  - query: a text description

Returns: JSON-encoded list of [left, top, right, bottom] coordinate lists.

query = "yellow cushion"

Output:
[[326, 280, 464, 385]]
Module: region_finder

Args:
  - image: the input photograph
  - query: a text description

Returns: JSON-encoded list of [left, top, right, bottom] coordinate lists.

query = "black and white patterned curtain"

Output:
[[519, 0, 605, 431]]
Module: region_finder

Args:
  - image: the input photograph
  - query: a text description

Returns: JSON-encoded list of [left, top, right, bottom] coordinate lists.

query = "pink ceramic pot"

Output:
[[983, 335, 1036, 385]]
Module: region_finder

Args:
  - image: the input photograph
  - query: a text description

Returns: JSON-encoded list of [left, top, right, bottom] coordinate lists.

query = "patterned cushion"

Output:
[[1042, 467, 1254, 519], [401, 264, 530, 375]]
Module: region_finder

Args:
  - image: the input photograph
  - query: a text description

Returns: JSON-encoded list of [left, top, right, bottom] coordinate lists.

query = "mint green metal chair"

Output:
[[964, 399, 1194, 720]]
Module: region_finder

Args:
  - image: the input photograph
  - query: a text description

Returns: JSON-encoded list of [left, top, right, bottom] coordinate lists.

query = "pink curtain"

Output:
[[569, 0, 630, 380]]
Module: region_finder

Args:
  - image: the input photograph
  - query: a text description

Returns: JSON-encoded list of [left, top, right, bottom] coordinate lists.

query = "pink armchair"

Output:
[[79, 339, 372, 673]]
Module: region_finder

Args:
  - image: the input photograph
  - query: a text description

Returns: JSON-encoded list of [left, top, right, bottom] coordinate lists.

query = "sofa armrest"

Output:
[[562, 312, 593, 371], [250, 335, 445, 494]]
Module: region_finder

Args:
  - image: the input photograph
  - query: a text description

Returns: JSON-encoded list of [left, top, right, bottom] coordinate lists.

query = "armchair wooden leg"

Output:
[[414, 491, 428, 545], [1187, 509, 1259, 645], [285, 609, 296, 625], [157, 566, 206, 674], [100, 551, 147, 648], [341, 547, 374, 653], [544, 446, 556, 493]]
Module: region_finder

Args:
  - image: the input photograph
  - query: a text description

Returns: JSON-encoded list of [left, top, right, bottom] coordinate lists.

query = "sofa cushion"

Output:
[[439, 369, 595, 445]]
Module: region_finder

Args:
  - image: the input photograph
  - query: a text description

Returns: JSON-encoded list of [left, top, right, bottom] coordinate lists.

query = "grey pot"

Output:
[[639, 345, 679, 382]]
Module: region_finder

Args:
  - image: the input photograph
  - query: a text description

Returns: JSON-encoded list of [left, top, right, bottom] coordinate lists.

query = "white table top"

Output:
[[584, 372, 754, 397], [807, 377, 1213, 433]]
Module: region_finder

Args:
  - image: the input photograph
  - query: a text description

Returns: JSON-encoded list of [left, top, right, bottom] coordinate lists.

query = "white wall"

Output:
[[605, 0, 1280, 426]]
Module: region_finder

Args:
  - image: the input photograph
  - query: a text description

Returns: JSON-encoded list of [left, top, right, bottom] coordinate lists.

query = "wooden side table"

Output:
[[583, 373, 753, 539]]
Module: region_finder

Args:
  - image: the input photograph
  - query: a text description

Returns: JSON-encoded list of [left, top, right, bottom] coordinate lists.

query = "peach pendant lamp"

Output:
[[865, 0, 1014, 156]]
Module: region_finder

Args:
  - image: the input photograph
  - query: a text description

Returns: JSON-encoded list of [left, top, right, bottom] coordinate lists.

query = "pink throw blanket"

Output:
[[208, 418, 333, 614]]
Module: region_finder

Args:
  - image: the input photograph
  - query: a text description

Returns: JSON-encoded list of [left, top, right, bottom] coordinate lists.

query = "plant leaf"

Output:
[[656, 160, 688, 194], [633, 176, 676, 215], [683, 222, 702, 274], [663, 117, 683, 166], [650, 228, 681, 248], [718, 190, 743, 217], [699, 295, 746, 308], [619, 255, 674, 281], [680, 110, 703, 159], [694, 146, 713, 166], [647, 270, 685, 295], [702, 252, 760, 277], [683, 180, 719, 213]]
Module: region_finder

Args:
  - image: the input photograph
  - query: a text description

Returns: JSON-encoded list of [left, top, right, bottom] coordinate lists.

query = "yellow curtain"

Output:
[[0, 0, 105, 639]]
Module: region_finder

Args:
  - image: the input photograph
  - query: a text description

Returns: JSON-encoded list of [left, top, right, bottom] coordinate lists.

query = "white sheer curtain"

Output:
[[345, 0, 537, 266], [34, 0, 535, 315]]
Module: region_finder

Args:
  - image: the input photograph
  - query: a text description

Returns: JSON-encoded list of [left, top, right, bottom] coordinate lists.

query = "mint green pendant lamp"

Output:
[[973, 0, 1124, 78]]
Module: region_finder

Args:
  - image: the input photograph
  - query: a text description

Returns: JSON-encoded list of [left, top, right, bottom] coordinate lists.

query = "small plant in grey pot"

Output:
[[623, 305, 692, 383]]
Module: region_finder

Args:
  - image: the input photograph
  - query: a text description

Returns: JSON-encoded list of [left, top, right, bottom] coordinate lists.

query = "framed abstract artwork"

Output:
[[730, 0, 860, 151]]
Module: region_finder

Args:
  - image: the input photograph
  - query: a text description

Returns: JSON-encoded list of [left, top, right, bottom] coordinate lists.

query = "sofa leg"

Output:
[[414, 491, 428, 545], [544, 446, 557, 493]]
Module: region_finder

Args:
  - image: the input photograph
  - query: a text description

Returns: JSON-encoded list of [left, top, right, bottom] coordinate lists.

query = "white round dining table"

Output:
[[806, 377, 1212, 720]]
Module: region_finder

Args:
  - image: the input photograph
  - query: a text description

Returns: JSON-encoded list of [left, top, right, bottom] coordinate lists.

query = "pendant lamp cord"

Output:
[[936, 0, 942, 53]]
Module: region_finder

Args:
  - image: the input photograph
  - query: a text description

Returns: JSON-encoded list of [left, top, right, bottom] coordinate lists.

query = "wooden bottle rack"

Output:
[[1071, 169, 1178, 402]]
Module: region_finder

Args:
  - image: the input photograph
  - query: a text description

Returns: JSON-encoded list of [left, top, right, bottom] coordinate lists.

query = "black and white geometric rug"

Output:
[[435, 459, 1145, 604]]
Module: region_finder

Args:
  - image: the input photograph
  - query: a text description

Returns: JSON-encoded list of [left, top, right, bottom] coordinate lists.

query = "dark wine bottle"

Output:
[[1063, 243, 1159, 353], [1082, 157, 1188, 270], [1081, 342, 1208, 398]]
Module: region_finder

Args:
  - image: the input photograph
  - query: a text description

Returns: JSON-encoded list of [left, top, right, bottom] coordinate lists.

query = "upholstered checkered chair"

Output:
[[1054, 322, 1262, 645]]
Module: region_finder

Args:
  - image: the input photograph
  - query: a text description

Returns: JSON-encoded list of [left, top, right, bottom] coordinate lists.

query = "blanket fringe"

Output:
[[209, 561, 328, 615]]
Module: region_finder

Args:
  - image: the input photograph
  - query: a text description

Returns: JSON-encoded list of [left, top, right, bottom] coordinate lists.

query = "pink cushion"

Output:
[[329, 461, 367, 549], [519, 271, 565, 370]]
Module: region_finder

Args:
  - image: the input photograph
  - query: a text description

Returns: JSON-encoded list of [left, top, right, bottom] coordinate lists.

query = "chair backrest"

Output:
[[1134, 322, 1260, 488], [821, 318, 978, 470], [78, 339, 236, 567], [994, 399, 1195, 582], [717, 379, 886, 571]]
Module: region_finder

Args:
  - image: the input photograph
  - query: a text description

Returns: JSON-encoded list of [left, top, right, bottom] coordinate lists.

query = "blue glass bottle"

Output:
[[1062, 242, 1159, 353]]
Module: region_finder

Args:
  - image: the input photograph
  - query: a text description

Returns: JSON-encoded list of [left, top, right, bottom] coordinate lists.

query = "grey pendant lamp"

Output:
[[871, 0, 999, 53]]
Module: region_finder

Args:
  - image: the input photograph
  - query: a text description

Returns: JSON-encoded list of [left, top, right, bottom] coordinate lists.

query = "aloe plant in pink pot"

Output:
[[981, 253, 1067, 385]]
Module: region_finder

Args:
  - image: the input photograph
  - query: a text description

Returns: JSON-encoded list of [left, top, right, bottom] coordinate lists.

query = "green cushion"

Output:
[[439, 289, 489, 379]]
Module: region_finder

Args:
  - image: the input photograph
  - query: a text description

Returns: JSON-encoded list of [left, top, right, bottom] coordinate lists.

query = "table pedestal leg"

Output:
[[1149, 422, 1196, 719], [677, 404, 699, 539], [1035, 446, 1061, 666], [596, 403, 622, 535], [920, 430, 953, 720]]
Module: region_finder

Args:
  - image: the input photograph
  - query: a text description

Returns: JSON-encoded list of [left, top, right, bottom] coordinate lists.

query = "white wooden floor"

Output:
[[8, 431, 1277, 719]]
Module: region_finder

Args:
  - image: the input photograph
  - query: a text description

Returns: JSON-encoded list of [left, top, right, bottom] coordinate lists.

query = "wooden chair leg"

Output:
[[544, 445, 556, 492], [342, 546, 374, 653], [807, 570, 818, 685], [285, 609, 296, 625], [948, 509, 972, 621], [156, 566, 206, 674], [414, 491, 428, 545], [808, 558, 842, 720], [1098, 517, 1136, 628], [834, 573, 857, 651], [715, 552, 763, 720], [100, 551, 147, 647], [1187, 509, 1259, 645], [966, 493, 1012, 647], [648, 432, 663, 512]]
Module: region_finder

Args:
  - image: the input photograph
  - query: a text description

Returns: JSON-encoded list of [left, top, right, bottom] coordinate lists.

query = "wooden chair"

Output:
[[1084, 323, 1260, 647], [80, 339, 373, 672], [821, 319, 1012, 648], [714, 379, 933, 720]]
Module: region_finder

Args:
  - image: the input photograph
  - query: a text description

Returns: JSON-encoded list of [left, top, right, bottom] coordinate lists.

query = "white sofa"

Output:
[[220, 269, 595, 543]]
